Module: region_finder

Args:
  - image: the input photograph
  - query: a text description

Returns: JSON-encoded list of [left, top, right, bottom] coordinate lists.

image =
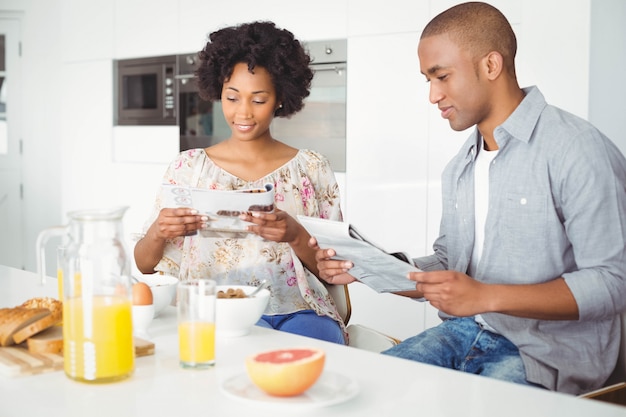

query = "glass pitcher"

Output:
[[36, 206, 134, 383]]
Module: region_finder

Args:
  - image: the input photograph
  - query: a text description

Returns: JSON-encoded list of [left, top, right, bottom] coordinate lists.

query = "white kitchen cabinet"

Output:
[[516, 0, 590, 119], [345, 33, 429, 252], [177, 0, 350, 55], [60, 0, 114, 62], [112, 0, 181, 59], [343, 33, 431, 340], [347, 0, 429, 37]]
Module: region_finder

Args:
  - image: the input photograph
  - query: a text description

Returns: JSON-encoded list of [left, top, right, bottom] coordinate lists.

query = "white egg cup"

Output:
[[132, 304, 155, 340]]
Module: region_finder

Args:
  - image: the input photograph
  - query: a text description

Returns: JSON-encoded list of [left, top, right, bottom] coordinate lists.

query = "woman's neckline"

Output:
[[201, 147, 303, 183]]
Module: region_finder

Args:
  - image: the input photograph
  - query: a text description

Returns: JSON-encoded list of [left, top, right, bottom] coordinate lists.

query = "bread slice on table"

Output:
[[0, 307, 51, 346], [11, 297, 63, 345], [26, 325, 63, 354], [12, 312, 61, 345]]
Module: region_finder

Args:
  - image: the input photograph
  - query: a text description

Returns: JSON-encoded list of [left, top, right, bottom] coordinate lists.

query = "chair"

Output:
[[579, 311, 626, 405], [324, 283, 401, 352]]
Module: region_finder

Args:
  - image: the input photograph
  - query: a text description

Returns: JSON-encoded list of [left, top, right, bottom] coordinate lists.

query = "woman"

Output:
[[134, 21, 346, 344]]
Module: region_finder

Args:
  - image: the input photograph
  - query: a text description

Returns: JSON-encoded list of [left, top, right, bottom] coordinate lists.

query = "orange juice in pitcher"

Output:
[[56, 247, 65, 302], [63, 295, 134, 382], [57, 268, 64, 301]]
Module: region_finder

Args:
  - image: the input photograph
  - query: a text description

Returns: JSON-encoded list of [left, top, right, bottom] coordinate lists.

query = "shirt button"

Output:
[[520, 198, 527, 205]]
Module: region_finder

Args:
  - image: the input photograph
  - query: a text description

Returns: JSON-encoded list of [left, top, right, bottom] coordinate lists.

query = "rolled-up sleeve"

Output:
[[557, 127, 626, 320]]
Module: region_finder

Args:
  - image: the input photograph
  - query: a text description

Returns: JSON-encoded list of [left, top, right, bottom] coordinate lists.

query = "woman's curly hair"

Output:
[[195, 21, 313, 118]]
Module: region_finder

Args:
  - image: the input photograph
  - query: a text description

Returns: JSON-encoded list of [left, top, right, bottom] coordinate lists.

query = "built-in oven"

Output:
[[114, 55, 177, 126], [176, 39, 347, 172]]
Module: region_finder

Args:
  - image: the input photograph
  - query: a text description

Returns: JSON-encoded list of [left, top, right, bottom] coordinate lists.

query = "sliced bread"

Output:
[[12, 312, 61, 345], [0, 307, 51, 346], [26, 326, 63, 354], [20, 297, 63, 322]]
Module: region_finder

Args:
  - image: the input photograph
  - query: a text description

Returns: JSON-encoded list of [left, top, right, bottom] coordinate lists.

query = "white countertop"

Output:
[[0, 265, 623, 417]]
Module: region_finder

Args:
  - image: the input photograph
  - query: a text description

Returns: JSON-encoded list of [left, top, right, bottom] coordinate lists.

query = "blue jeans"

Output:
[[256, 310, 346, 345], [382, 317, 541, 388]]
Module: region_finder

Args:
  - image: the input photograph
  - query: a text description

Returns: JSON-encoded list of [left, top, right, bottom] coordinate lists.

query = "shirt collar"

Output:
[[462, 130, 482, 161], [461, 86, 547, 160], [497, 86, 547, 144]]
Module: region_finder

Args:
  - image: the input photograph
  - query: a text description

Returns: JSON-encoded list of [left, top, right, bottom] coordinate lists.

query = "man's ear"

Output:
[[482, 51, 504, 80]]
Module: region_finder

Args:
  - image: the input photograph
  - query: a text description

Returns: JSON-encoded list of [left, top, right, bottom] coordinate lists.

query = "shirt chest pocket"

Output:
[[496, 192, 549, 256]]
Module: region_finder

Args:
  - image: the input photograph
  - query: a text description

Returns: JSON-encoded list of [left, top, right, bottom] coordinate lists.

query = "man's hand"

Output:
[[308, 237, 357, 284], [409, 270, 488, 317]]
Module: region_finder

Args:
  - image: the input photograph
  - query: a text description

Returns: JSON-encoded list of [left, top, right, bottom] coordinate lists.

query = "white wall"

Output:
[[3, 0, 610, 341], [589, 0, 626, 155]]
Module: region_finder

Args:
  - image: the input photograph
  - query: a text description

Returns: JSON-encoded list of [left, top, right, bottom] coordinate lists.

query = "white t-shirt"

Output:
[[470, 143, 499, 333]]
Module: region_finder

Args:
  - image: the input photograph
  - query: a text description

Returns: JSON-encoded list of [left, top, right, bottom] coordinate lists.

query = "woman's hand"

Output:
[[308, 237, 357, 285], [134, 207, 206, 274], [242, 208, 321, 274], [151, 207, 207, 240], [240, 208, 299, 243]]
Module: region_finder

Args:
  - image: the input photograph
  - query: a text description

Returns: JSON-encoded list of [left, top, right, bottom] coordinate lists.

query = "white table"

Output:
[[0, 265, 623, 417]]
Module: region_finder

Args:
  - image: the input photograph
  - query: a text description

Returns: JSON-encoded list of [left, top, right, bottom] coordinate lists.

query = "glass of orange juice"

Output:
[[177, 279, 216, 369]]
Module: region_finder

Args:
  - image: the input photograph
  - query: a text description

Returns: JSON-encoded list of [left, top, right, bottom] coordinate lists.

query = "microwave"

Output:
[[114, 55, 177, 125]]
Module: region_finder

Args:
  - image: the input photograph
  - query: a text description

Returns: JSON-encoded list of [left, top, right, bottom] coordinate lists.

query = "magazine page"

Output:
[[297, 215, 421, 293], [162, 183, 275, 237]]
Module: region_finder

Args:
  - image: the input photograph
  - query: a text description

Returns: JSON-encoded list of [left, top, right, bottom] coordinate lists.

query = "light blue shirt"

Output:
[[416, 86, 626, 394]]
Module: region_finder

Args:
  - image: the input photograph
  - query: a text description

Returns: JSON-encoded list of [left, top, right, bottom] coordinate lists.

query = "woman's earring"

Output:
[[278, 104, 283, 109]]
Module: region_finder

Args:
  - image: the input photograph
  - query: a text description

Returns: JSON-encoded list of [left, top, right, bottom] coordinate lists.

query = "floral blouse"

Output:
[[142, 148, 346, 332]]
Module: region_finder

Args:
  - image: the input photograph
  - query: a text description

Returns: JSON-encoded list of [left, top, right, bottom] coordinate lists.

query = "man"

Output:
[[311, 2, 626, 395]]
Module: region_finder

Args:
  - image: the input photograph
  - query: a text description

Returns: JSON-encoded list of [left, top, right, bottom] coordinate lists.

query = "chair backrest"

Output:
[[324, 283, 351, 325], [324, 283, 401, 352]]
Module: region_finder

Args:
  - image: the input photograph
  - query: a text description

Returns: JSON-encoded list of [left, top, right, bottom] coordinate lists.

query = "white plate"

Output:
[[220, 371, 359, 410]]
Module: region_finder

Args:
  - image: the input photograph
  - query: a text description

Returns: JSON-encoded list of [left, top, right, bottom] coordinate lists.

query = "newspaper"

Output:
[[297, 215, 421, 293], [162, 183, 275, 237]]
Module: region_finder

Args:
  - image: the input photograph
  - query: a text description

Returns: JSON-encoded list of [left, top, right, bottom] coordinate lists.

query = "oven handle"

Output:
[[175, 73, 195, 86], [311, 63, 346, 74]]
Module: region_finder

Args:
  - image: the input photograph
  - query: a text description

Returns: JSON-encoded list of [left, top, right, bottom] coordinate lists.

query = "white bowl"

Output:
[[216, 285, 270, 337], [132, 304, 155, 339], [137, 273, 179, 316]]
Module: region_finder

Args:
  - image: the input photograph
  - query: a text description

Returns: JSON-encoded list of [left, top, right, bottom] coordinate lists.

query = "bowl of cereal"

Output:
[[216, 284, 270, 337]]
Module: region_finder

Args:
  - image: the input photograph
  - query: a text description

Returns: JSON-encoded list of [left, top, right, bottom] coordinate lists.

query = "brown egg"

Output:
[[132, 282, 153, 305]]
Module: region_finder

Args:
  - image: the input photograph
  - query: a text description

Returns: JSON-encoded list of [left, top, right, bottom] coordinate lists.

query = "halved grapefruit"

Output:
[[245, 347, 326, 397]]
